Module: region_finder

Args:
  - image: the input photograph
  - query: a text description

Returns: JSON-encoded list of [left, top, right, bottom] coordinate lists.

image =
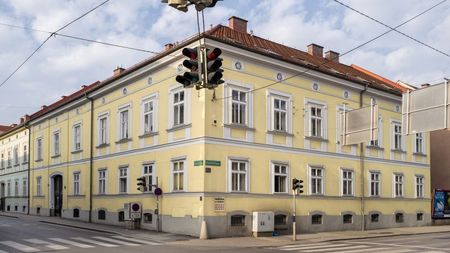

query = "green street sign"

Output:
[[205, 160, 221, 166], [194, 160, 204, 166]]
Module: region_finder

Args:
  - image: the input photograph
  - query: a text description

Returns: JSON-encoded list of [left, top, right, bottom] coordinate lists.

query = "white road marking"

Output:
[[338, 247, 392, 253], [24, 239, 68, 250], [92, 236, 139, 246], [350, 241, 446, 251], [49, 238, 94, 248], [0, 241, 40, 252], [380, 249, 415, 253], [111, 235, 162, 245], [280, 243, 332, 248], [281, 243, 349, 251], [71, 237, 118, 247], [304, 245, 369, 252]]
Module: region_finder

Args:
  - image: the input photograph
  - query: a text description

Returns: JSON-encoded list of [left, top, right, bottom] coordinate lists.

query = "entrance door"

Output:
[[53, 175, 63, 216], [0, 183, 4, 212]]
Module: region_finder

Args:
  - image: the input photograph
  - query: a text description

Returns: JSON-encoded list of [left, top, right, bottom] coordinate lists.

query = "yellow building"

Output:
[[28, 16, 430, 237]]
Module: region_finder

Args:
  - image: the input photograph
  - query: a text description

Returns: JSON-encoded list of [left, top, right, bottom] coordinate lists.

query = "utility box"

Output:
[[123, 203, 131, 221], [252, 211, 274, 237]]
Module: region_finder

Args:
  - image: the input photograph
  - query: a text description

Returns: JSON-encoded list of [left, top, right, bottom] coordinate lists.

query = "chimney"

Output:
[[20, 115, 30, 124], [307, 43, 324, 58], [81, 85, 87, 89], [113, 67, 125, 77], [164, 43, 174, 51], [228, 16, 248, 33], [325, 50, 340, 63], [421, 83, 430, 88]]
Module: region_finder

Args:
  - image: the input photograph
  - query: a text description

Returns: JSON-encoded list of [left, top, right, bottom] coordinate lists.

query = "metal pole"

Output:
[[292, 189, 296, 241], [156, 176, 160, 232], [445, 78, 449, 129]]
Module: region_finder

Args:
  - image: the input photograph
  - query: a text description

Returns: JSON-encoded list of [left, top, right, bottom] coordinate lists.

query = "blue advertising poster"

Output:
[[432, 189, 450, 219]]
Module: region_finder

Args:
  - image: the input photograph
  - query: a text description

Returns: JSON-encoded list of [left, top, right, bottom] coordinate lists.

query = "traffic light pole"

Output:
[[292, 189, 296, 241]]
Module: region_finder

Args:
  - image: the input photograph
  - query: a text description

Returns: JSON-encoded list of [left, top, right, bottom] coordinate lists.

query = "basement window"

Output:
[[98, 210, 106, 220], [371, 214, 379, 223], [395, 213, 404, 223], [73, 208, 80, 218], [230, 215, 245, 227], [144, 213, 152, 224], [343, 214, 353, 224], [118, 211, 125, 222], [275, 214, 287, 226], [417, 213, 424, 221], [311, 214, 322, 225]]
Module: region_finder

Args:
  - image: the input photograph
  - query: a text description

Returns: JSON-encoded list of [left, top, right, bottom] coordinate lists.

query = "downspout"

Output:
[[359, 84, 368, 231], [25, 124, 31, 215], [85, 92, 94, 223]]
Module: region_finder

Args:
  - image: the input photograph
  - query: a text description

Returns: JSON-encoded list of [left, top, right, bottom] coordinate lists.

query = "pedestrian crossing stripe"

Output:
[[23, 239, 68, 250], [0, 241, 40, 252], [111, 235, 163, 245], [71, 237, 119, 247]]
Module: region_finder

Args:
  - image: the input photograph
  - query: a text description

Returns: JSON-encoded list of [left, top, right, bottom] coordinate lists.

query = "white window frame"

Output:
[[271, 162, 289, 194], [143, 162, 155, 192], [98, 169, 107, 195], [7, 149, 11, 167], [22, 178, 27, 196], [53, 130, 60, 156], [369, 171, 381, 197], [341, 168, 354, 196], [73, 123, 82, 151], [36, 176, 42, 196], [171, 159, 187, 192], [14, 179, 19, 197], [73, 172, 80, 195], [118, 166, 128, 194], [392, 121, 403, 150], [36, 137, 43, 160], [267, 90, 292, 133], [23, 144, 28, 163], [393, 173, 404, 198], [1, 153, 4, 168], [414, 133, 425, 154], [224, 83, 253, 127], [141, 93, 159, 135], [7, 180, 11, 196], [97, 112, 110, 145], [309, 165, 324, 195], [415, 175, 424, 198], [168, 86, 191, 128], [305, 99, 327, 139], [227, 158, 250, 192], [117, 104, 131, 141], [369, 116, 383, 147], [13, 145, 19, 165]]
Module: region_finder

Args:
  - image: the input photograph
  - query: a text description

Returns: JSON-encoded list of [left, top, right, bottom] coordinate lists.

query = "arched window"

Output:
[[311, 214, 322, 225], [395, 213, 404, 223], [275, 214, 287, 226], [343, 214, 353, 224], [73, 208, 80, 218]]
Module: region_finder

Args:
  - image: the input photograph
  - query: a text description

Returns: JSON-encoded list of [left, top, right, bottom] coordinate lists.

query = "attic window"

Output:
[[122, 88, 128, 95], [147, 76, 153, 85], [276, 72, 284, 81], [312, 82, 320, 91], [234, 61, 243, 71]]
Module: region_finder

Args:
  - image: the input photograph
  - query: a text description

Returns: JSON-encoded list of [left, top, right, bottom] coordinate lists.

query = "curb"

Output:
[[0, 213, 19, 219], [39, 220, 121, 235]]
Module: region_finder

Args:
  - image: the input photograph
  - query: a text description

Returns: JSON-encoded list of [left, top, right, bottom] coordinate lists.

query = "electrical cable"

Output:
[[215, 0, 447, 100], [0, 0, 111, 89]]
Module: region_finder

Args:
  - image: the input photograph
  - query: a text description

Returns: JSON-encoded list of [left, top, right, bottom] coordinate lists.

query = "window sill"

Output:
[[305, 136, 328, 142], [273, 192, 289, 195], [115, 138, 132, 144], [68, 195, 85, 198], [391, 149, 406, 154], [224, 123, 255, 131], [71, 149, 83, 154], [13, 163, 20, 167], [33, 195, 45, 198], [22, 162, 28, 165], [6, 166, 12, 169], [166, 123, 192, 132], [267, 130, 294, 137], [366, 145, 384, 150], [413, 152, 427, 157], [35, 159, 43, 162], [51, 154, 61, 159], [96, 143, 110, 149], [139, 131, 159, 139]]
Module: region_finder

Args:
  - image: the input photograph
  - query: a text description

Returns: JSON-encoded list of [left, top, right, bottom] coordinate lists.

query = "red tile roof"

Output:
[[25, 19, 405, 121], [0, 125, 13, 133], [351, 64, 410, 93]]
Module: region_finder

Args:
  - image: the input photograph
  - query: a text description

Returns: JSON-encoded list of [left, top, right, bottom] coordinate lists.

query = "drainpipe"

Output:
[[25, 124, 31, 215], [85, 92, 94, 223], [359, 84, 368, 231]]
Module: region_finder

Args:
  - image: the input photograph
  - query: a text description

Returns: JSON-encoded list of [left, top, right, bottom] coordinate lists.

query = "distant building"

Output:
[[24, 16, 430, 237], [0, 116, 30, 214]]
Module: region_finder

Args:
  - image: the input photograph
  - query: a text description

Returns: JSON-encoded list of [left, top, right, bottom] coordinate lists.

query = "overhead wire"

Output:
[[0, 0, 111, 89], [214, 0, 447, 100]]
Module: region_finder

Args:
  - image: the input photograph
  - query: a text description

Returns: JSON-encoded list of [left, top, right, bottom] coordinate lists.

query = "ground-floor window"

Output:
[[144, 213, 152, 224], [417, 213, 424, 221], [73, 209, 80, 218], [274, 214, 287, 226], [371, 213, 379, 223], [343, 214, 353, 224], [98, 210, 106, 220], [395, 213, 404, 223], [118, 211, 125, 222]]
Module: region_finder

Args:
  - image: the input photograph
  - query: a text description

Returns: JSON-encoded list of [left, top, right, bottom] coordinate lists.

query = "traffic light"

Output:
[[292, 178, 304, 194], [176, 47, 201, 88], [205, 47, 224, 89], [162, 0, 189, 12], [137, 176, 147, 192], [194, 0, 220, 11]]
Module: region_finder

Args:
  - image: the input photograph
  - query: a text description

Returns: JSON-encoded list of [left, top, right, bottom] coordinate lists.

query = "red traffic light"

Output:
[[207, 48, 222, 60], [182, 47, 198, 60]]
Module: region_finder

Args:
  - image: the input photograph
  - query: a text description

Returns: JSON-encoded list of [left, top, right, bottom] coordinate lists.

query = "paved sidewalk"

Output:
[[2, 212, 450, 248]]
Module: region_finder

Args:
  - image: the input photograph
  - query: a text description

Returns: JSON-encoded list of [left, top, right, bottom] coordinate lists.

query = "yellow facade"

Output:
[[28, 36, 430, 237]]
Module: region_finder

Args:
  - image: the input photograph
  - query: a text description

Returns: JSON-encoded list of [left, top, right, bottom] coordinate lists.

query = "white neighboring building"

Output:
[[0, 117, 29, 214]]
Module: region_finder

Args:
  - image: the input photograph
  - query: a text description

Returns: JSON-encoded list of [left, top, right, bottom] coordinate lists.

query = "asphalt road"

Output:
[[270, 232, 450, 253], [0, 215, 274, 253]]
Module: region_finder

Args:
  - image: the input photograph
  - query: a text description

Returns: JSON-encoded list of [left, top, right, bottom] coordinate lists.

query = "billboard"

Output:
[[432, 189, 450, 219], [402, 80, 450, 135], [340, 104, 378, 145]]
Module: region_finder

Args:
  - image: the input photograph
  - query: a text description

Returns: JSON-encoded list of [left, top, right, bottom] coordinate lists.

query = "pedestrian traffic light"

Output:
[[176, 47, 201, 88], [137, 176, 147, 192], [205, 47, 224, 89], [292, 178, 304, 194]]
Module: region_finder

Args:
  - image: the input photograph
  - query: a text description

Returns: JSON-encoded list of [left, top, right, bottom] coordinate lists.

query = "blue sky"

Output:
[[0, 0, 449, 124]]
